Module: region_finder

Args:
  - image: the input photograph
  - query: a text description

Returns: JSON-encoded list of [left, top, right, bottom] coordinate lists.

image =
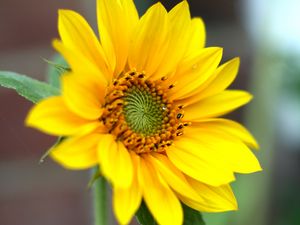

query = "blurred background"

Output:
[[0, 0, 299, 224]]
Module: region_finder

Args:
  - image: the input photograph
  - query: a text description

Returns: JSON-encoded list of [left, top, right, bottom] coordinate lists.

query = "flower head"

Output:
[[26, 0, 261, 225]]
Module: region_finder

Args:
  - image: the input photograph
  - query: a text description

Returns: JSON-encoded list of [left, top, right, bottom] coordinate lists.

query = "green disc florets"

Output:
[[123, 86, 166, 136]]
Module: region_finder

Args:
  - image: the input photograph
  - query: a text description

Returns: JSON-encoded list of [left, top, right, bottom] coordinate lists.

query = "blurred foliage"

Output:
[[275, 185, 300, 225], [276, 54, 300, 96], [46, 54, 69, 89]]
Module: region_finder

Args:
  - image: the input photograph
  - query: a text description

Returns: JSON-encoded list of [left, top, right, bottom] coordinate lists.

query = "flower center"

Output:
[[101, 70, 189, 154], [123, 84, 166, 136]]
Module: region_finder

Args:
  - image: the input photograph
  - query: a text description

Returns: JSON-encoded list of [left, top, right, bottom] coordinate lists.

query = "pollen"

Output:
[[100, 70, 189, 154]]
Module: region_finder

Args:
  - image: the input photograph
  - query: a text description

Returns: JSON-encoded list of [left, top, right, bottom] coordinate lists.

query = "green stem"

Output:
[[92, 168, 107, 225]]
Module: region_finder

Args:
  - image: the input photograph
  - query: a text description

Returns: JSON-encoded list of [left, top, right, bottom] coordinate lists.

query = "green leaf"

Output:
[[87, 167, 102, 189], [182, 204, 205, 225], [39, 137, 64, 164], [136, 201, 157, 225], [45, 54, 69, 88], [136, 202, 205, 225], [0, 71, 60, 103]]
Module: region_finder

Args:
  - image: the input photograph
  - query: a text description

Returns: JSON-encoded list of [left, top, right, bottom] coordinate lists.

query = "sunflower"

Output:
[[26, 0, 261, 224]]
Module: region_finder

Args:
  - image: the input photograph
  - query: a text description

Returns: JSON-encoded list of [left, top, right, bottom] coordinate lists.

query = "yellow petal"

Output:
[[192, 118, 259, 149], [152, 1, 191, 79], [179, 57, 240, 105], [26, 96, 97, 136], [148, 153, 204, 202], [184, 17, 206, 56], [200, 57, 240, 98], [52, 40, 111, 82], [183, 90, 253, 121], [61, 72, 106, 120], [50, 133, 101, 170], [184, 127, 262, 174], [179, 176, 237, 212], [97, 134, 115, 177], [114, 142, 134, 188], [58, 10, 109, 76], [98, 135, 133, 188], [113, 152, 142, 225], [138, 156, 183, 225], [168, 47, 223, 100], [166, 137, 235, 186], [97, 0, 139, 76], [128, 2, 169, 78]]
